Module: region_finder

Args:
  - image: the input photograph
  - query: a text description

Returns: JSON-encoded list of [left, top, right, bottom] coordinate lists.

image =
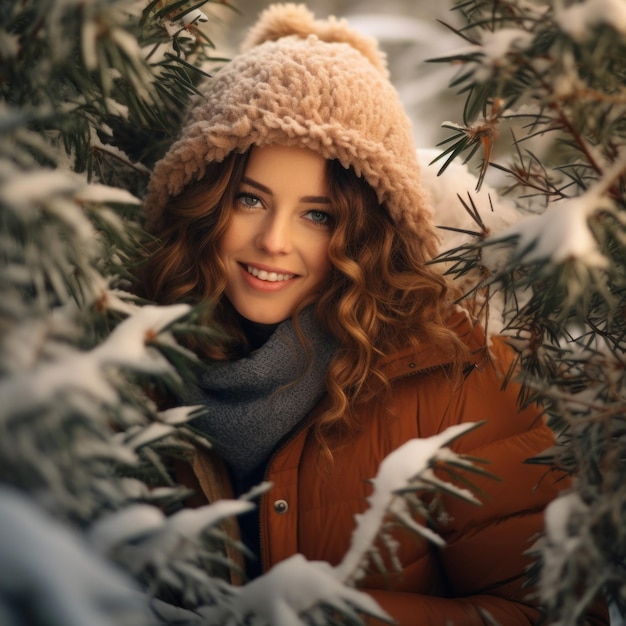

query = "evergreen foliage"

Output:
[[0, 1, 490, 624], [430, 0, 626, 623], [6, 0, 622, 622], [0, 0, 245, 623]]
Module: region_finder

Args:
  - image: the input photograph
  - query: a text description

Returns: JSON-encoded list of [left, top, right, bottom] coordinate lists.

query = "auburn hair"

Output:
[[139, 149, 466, 448]]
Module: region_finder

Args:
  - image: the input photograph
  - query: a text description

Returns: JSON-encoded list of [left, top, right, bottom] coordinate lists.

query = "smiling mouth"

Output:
[[245, 265, 296, 282]]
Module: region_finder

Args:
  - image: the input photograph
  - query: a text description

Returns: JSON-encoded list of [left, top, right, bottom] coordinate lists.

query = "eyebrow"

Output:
[[241, 176, 331, 204]]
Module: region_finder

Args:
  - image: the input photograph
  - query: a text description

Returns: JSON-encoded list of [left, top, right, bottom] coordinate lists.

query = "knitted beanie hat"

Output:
[[144, 3, 437, 257]]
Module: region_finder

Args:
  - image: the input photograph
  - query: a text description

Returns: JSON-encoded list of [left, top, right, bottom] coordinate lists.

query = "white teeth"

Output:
[[247, 265, 294, 282]]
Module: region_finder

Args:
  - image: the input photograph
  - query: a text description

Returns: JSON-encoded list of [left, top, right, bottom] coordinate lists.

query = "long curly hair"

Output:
[[139, 149, 467, 447]]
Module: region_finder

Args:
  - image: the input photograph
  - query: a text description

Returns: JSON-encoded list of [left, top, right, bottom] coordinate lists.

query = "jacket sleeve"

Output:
[[362, 337, 609, 625], [362, 589, 608, 626]]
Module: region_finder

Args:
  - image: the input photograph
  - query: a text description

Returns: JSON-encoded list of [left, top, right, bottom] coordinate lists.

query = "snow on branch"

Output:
[[555, 0, 626, 42], [92, 303, 191, 369], [0, 304, 191, 418], [530, 490, 610, 626], [487, 149, 626, 269], [89, 500, 254, 574], [200, 423, 483, 626], [2, 167, 140, 218], [197, 554, 392, 626], [335, 421, 482, 584], [0, 486, 150, 626], [490, 198, 608, 268]]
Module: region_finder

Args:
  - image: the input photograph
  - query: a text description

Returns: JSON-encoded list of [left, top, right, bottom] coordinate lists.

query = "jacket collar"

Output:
[[377, 310, 487, 382]]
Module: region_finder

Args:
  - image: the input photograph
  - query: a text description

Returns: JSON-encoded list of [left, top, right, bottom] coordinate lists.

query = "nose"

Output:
[[255, 213, 292, 255]]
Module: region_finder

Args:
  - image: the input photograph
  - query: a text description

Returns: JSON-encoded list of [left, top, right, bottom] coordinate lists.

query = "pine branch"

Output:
[[431, 1, 626, 621]]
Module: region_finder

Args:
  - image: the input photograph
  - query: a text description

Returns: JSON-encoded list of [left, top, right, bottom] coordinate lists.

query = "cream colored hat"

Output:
[[144, 3, 436, 256]]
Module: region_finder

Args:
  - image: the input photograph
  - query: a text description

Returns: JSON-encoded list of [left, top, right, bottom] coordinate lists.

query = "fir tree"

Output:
[[0, 1, 491, 624], [0, 0, 248, 623], [431, 0, 626, 623]]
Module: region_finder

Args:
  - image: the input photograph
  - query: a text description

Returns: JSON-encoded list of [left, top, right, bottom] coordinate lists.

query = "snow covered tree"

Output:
[[430, 0, 626, 623], [0, 1, 496, 625], [0, 0, 252, 623]]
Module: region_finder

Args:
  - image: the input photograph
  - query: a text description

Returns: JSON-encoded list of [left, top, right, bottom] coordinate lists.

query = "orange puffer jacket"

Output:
[[186, 314, 608, 625]]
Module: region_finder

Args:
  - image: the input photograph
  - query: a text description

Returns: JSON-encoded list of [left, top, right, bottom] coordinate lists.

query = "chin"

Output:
[[240, 307, 292, 325]]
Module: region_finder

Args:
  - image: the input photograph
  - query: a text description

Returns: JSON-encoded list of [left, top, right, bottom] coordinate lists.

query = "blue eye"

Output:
[[305, 210, 333, 226], [236, 193, 262, 208]]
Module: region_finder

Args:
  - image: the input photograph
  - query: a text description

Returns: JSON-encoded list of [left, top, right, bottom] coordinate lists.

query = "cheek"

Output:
[[216, 221, 239, 259], [310, 238, 333, 278], [215, 239, 227, 268]]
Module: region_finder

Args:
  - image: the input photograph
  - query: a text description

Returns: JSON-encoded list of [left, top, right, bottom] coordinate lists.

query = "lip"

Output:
[[242, 261, 297, 275], [238, 262, 299, 292]]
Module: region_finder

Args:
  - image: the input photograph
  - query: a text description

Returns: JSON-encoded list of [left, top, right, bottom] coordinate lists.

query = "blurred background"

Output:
[[204, 0, 464, 150]]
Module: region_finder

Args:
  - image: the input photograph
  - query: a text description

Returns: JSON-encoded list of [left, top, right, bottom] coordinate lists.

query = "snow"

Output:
[[1, 168, 139, 264], [160, 6, 209, 42], [556, 0, 626, 41], [418, 148, 521, 252], [479, 28, 534, 64], [88, 504, 165, 554], [158, 405, 204, 426], [440, 28, 534, 82], [124, 422, 176, 449], [492, 196, 608, 267], [422, 144, 623, 337], [1, 308, 77, 369], [81, 19, 98, 70], [198, 554, 391, 626], [187, 424, 484, 625], [82, 6, 140, 64], [93, 285, 142, 316], [489, 146, 626, 269], [111, 400, 199, 452], [335, 422, 480, 583], [104, 97, 130, 119], [0, 350, 118, 412], [544, 492, 583, 543], [167, 500, 254, 538], [179, 9, 209, 26], [538, 491, 587, 601], [0, 304, 191, 417], [114, 500, 254, 575], [418, 148, 523, 337], [92, 303, 191, 369], [1, 169, 80, 208], [110, 28, 146, 69], [77, 183, 139, 205], [74, 440, 137, 465], [0, 486, 149, 626]]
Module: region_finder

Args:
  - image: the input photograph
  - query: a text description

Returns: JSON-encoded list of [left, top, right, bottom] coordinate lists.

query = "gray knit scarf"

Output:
[[183, 308, 338, 479]]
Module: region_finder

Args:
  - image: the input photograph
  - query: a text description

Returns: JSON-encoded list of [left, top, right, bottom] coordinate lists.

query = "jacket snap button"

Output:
[[273, 499, 288, 514]]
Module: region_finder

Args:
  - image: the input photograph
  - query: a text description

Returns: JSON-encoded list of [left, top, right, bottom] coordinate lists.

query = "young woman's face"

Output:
[[218, 144, 333, 324]]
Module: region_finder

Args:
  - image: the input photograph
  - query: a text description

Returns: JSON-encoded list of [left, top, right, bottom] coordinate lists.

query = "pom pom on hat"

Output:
[[240, 3, 389, 77], [144, 3, 437, 259]]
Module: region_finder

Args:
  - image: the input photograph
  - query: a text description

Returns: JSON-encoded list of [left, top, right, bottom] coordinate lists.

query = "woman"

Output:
[[141, 4, 607, 624]]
